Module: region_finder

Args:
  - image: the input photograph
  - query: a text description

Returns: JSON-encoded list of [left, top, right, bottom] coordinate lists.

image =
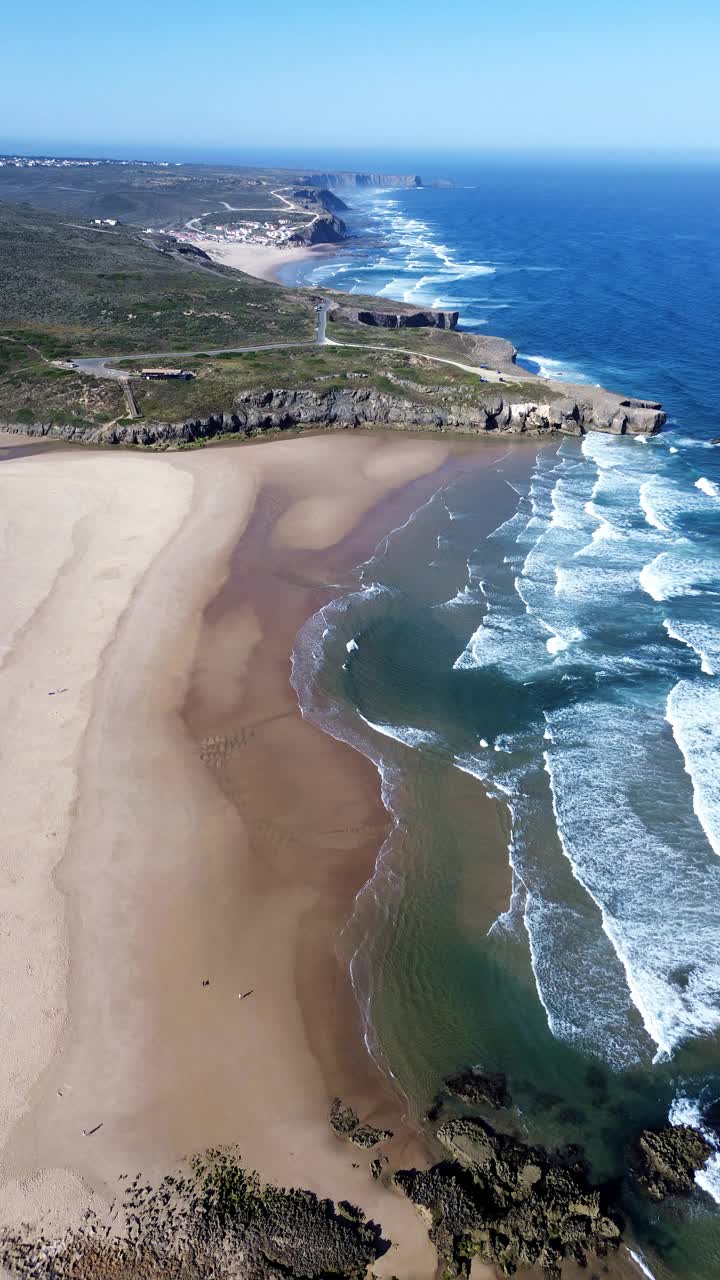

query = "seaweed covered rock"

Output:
[[350, 1124, 394, 1149], [444, 1067, 511, 1110], [633, 1125, 712, 1200], [395, 1117, 621, 1279], [329, 1096, 359, 1136], [0, 1148, 386, 1280]]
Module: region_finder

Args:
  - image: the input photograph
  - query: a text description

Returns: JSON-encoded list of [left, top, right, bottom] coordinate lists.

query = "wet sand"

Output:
[[0, 428, 527, 1278]]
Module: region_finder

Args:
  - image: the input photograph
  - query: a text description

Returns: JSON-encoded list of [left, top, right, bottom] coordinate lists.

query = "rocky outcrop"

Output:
[[329, 304, 458, 330], [292, 187, 350, 213], [302, 172, 422, 189], [329, 1097, 360, 1136], [395, 1117, 621, 1279], [444, 1067, 512, 1110], [329, 1098, 393, 1149], [633, 1125, 713, 1199], [1, 1148, 385, 1280], [350, 1125, 394, 1149], [288, 213, 347, 246], [1, 382, 666, 447]]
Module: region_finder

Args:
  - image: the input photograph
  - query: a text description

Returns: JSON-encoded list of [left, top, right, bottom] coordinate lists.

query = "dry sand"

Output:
[[0, 429, 635, 1280], [198, 238, 337, 284], [0, 431, 475, 1277]]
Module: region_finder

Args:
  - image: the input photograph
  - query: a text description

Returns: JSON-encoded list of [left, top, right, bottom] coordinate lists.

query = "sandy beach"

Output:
[[197, 237, 338, 284], [1, 429, 511, 1277]]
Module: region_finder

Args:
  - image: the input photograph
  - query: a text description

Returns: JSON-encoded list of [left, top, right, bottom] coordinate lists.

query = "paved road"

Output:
[[62, 303, 507, 390], [64, 302, 331, 381]]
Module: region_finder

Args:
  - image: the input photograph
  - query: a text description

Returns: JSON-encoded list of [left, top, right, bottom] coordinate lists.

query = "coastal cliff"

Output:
[[288, 213, 348, 246], [302, 172, 422, 189], [2, 383, 666, 447], [328, 303, 459, 330]]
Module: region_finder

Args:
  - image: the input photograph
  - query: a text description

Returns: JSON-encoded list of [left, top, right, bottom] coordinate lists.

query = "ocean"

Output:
[[286, 162, 720, 1279]]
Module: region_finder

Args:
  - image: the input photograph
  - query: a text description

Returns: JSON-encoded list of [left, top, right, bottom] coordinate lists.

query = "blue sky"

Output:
[[2, 0, 719, 159]]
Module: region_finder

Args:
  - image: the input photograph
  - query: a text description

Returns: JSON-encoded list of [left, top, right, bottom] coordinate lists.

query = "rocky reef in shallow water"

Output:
[[632, 1124, 713, 1200], [395, 1116, 621, 1279]]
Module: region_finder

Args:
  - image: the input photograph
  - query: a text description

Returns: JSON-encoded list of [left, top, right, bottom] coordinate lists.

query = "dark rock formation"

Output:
[[633, 1125, 712, 1199], [350, 1124, 394, 1148], [395, 1117, 621, 1279], [329, 1097, 359, 1136], [711, 436, 720, 445], [444, 1067, 512, 1110], [302, 172, 422, 189], [150, 233, 213, 263], [288, 212, 347, 246], [292, 187, 350, 213], [1, 381, 666, 447], [1, 1148, 386, 1279], [329, 304, 458, 330]]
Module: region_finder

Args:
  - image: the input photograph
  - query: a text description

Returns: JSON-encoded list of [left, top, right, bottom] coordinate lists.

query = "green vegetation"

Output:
[[0, 202, 314, 359], [0, 160, 317, 228], [0, 335, 124, 426], [121, 345, 540, 424]]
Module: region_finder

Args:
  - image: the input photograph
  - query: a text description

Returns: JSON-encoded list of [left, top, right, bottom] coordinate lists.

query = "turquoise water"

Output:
[[290, 166, 720, 1278]]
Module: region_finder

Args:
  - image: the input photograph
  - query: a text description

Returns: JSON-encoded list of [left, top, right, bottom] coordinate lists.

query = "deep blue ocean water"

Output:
[[288, 163, 720, 1278]]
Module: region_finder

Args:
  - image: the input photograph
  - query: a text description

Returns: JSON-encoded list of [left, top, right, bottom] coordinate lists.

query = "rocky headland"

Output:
[[288, 212, 348, 246], [302, 172, 423, 189], [1, 381, 666, 447], [328, 302, 459, 329]]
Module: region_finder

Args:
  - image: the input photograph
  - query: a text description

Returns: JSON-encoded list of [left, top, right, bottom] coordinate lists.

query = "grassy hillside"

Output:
[[0, 161, 312, 228], [0, 202, 314, 356]]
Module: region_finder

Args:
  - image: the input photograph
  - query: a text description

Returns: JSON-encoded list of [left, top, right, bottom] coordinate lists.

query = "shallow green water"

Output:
[[291, 442, 720, 1279]]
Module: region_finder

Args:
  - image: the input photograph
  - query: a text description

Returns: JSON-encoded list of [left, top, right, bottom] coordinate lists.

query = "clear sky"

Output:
[[2, 0, 719, 160]]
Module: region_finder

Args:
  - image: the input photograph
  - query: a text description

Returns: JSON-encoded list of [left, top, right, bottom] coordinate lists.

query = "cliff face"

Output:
[[288, 213, 347, 246], [291, 188, 350, 213], [329, 305, 459, 330], [3, 385, 665, 448], [302, 173, 422, 189]]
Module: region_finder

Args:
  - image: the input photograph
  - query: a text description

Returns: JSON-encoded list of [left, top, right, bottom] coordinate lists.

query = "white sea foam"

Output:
[[696, 476, 720, 498], [546, 635, 568, 655], [662, 618, 718, 675], [627, 1247, 658, 1279], [639, 479, 672, 531], [668, 1094, 720, 1204], [543, 700, 720, 1057], [358, 714, 442, 752], [666, 679, 720, 857], [346, 638, 359, 653], [518, 353, 585, 382]]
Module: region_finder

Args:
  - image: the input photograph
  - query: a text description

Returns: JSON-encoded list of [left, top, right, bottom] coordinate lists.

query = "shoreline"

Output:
[[193, 235, 339, 284], [0, 429, 483, 1276]]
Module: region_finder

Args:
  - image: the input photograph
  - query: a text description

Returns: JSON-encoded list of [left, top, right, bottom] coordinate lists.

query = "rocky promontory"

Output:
[[328, 303, 459, 330], [2, 380, 666, 447], [302, 171, 422, 189], [632, 1125, 713, 1199], [289, 212, 347, 246]]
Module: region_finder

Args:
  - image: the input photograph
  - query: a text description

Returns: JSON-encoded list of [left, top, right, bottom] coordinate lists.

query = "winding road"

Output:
[[60, 302, 509, 402]]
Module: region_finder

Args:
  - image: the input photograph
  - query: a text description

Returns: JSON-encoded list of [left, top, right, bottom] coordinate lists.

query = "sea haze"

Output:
[[289, 161, 720, 1279]]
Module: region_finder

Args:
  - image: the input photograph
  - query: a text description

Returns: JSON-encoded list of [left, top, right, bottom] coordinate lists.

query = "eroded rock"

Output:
[[396, 1116, 621, 1279], [444, 1067, 511, 1110], [633, 1125, 713, 1200]]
